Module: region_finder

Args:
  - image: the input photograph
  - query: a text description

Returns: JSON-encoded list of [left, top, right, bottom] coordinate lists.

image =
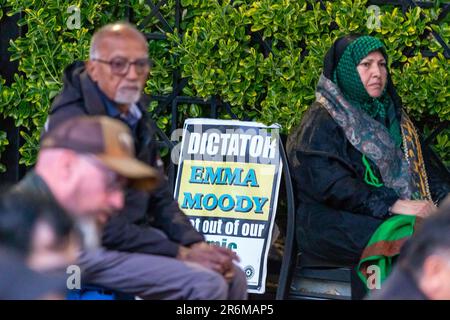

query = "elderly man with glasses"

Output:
[[45, 22, 247, 300]]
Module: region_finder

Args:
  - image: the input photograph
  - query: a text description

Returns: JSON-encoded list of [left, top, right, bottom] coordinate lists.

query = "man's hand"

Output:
[[192, 242, 240, 281], [192, 242, 240, 262], [177, 242, 239, 281]]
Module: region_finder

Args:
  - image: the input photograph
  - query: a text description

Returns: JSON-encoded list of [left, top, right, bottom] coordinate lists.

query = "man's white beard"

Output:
[[75, 217, 100, 251], [114, 88, 141, 105]]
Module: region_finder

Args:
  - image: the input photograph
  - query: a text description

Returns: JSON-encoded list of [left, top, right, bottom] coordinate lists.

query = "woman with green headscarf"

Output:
[[286, 35, 450, 296]]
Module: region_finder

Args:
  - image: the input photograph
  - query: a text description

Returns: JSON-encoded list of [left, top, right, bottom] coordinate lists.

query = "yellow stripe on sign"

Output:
[[178, 160, 276, 221]]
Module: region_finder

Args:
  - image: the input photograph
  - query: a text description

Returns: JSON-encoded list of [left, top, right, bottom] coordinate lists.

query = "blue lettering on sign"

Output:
[[181, 192, 202, 210], [188, 166, 259, 187], [203, 194, 218, 210], [189, 166, 204, 183], [181, 192, 268, 214], [219, 194, 234, 212], [253, 196, 268, 214], [235, 195, 253, 213]]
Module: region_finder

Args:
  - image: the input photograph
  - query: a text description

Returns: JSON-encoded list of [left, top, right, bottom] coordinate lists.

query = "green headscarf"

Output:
[[332, 36, 402, 147]]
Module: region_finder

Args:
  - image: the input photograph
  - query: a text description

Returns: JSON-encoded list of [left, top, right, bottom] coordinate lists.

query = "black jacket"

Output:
[[286, 102, 450, 265], [47, 61, 204, 257]]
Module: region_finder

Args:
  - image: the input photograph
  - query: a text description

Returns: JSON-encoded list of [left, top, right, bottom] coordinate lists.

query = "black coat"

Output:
[[286, 102, 450, 265], [47, 61, 204, 257]]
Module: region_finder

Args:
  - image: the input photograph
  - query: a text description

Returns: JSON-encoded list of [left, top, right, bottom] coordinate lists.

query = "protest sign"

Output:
[[174, 119, 282, 293]]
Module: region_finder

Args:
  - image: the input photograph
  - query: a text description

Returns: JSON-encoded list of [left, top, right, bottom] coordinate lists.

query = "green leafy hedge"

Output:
[[0, 0, 449, 172]]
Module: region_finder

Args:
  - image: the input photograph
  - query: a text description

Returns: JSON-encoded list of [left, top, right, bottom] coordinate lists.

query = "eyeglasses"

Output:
[[92, 57, 152, 76], [82, 155, 128, 192]]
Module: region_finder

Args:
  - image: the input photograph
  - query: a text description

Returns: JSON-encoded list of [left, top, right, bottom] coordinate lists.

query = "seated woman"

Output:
[[286, 35, 450, 290]]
